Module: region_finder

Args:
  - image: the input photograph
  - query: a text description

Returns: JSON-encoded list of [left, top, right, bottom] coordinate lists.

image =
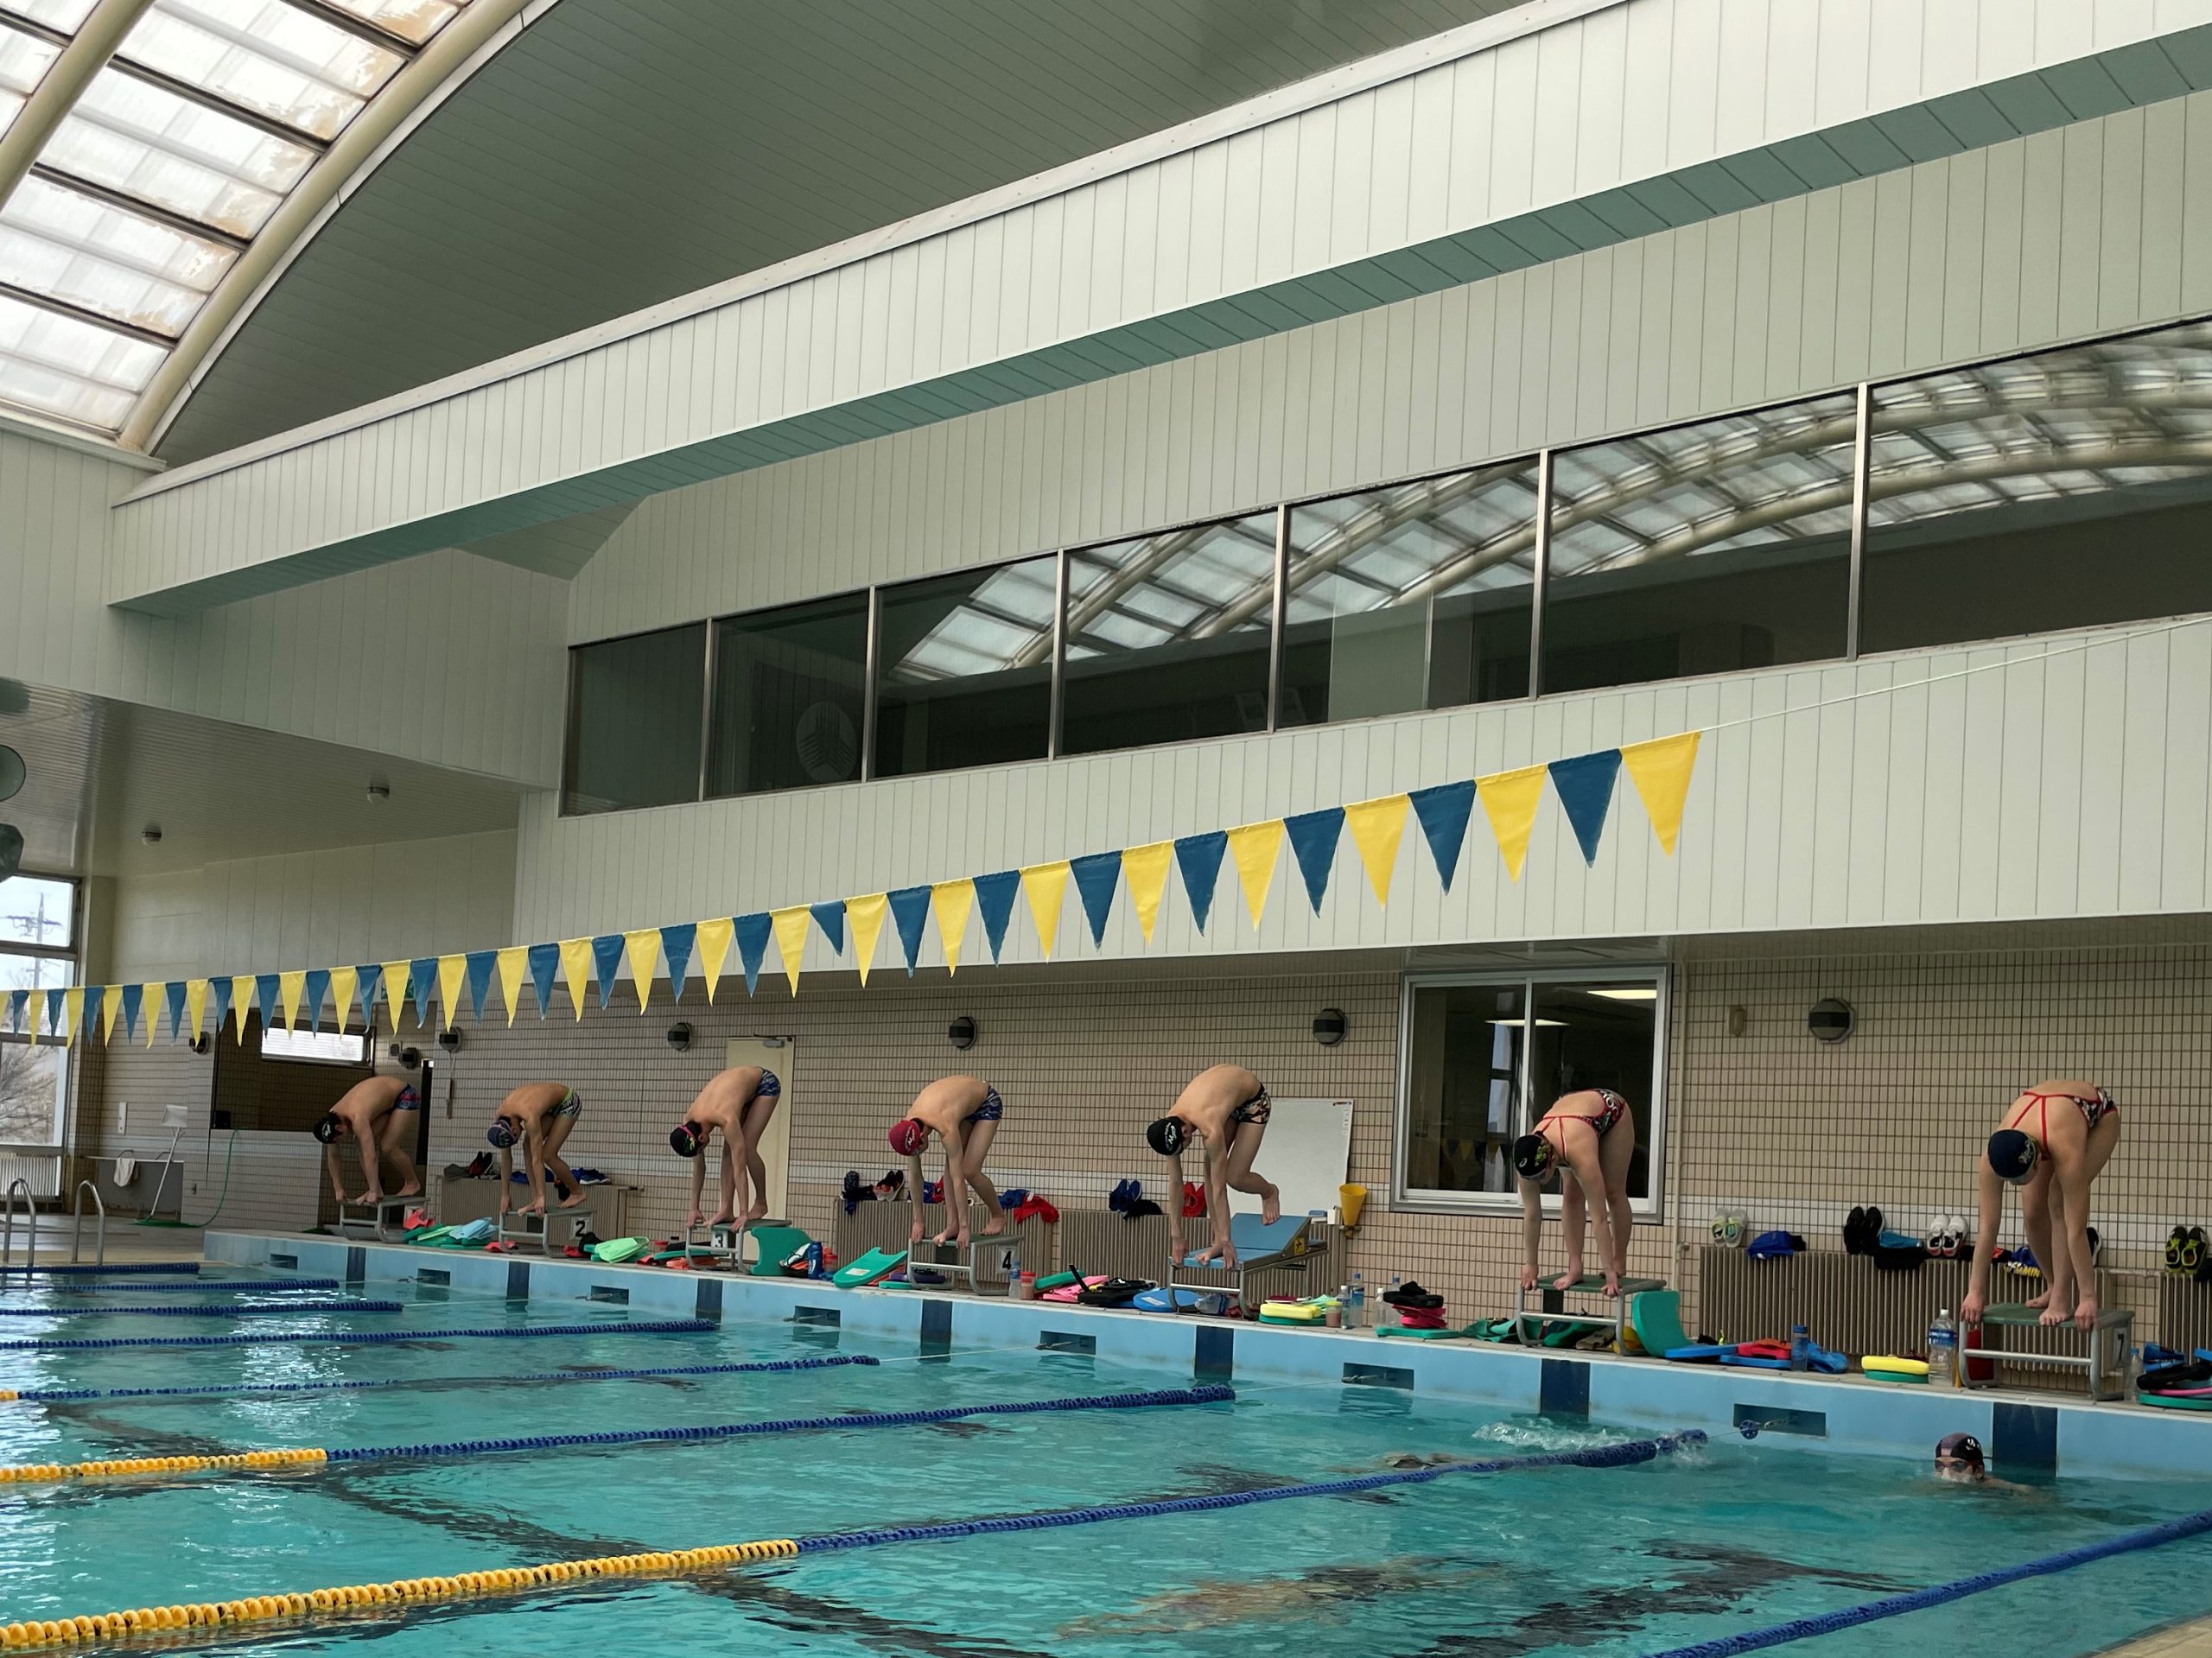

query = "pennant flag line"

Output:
[[847, 893, 887, 987], [497, 947, 529, 1025], [770, 906, 810, 994], [182, 980, 205, 1042], [115, 983, 139, 1045], [437, 956, 468, 1028], [96, 982, 118, 1045], [1620, 731, 1700, 854], [659, 923, 696, 1003], [973, 872, 1020, 963], [408, 958, 438, 1030], [162, 981, 186, 1045], [624, 930, 660, 1011], [141, 981, 160, 1047], [60, 988, 79, 1045], [527, 944, 560, 1020], [734, 913, 772, 997], [276, 971, 305, 1033], [930, 881, 973, 975], [556, 939, 593, 1020], [464, 952, 498, 1024], [254, 976, 281, 1038], [331, 966, 359, 1032], [303, 969, 331, 1033], [1344, 795, 1409, 905], [809, 901, 846, 956], [695, 918, 732, 1004], [214, 977, 238, 1042], [1548, 749, 1621, 867], [1020, 862, 1069, 960], [589, 936, 625, 1010], [1283, 807, 1344, 914], [1226, 821, 1283, 929], [1476, 764, 1547, 883], [355, 964, 384, 1028]]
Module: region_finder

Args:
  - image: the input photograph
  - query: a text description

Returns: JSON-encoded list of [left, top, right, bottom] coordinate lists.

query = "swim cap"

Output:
[[1935, 1432, 1984, 1468], [1986, 1128, 2038, 1184], [669, 1122, 704, 1158], [311, 1114, 343, 1145], [1511, 1134, 1554, 1180], [1145, 1117, 1185, 1157], [888, 1118, 930, 1157], [486, 1119, 518, 1150]]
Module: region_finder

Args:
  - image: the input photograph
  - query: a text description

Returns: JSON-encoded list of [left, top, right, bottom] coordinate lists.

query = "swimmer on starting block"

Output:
[[1965, 1079, 2120, 1332], [1149, 1064, 1280, 1271], [311, 1075, 422, 1207], [670, 1065, 783, 1228], [488, 1083, 586, 1216], [1514, 1088, 1637, 1297], [889, 1076, 1007, 1250]]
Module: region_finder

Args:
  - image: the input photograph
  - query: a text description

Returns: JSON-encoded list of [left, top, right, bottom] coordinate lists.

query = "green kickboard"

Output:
[[1376, 1324, 1467, 1340], [2138, 1392, 2212, 1411], [1861, 1369, 1928, 1384], [746, 1224, 810, 1277], [833, 1247, 907, 1289], [1629, 1290, 1693, 1356]]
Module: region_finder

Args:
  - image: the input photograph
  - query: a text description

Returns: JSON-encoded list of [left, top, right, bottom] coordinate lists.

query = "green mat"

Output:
[[1376, 1324, 1467, 1340], [1628, 1289, 1692, 1356], [833, 1247, 906, 1289], [2139, 1391, 2212, 1411]]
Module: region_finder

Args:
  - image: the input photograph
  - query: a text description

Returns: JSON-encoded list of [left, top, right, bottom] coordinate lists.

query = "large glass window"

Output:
[[1, 874, 78, 1197], [874, 555, 1055, 778], [1543, 395, 1857, 696], [1861, 322, 2212, 653], [1280, 461, 1539, 724], [1059, 511, 1279, 755], [561, 623, 705, 815], [707, 594, 868, 798], [1397, 970, 1663, 1212]]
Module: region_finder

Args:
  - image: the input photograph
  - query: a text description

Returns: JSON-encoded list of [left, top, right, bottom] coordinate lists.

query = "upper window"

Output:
[[0, 875, 78, 1180], [260, 1024, 368, 1064], [874, 556, 1055, 779], [708, 594, 868, 799], [562, 623, 705, 815]]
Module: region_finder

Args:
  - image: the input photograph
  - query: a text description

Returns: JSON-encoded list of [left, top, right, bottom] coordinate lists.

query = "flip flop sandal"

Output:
[[2086, 1226, 2101, 1264], [2167, 1226, 2190, 1273], [1710, 1214, 1745, 1248], [2183, 1228, 2208, 1273]]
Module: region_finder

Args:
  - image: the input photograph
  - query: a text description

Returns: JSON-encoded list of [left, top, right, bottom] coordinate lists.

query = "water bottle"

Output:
[[1006, 1247, 1021, 1299], [1385, 1274, 1403, 1328], [1789, 1324, 1810, 1372], [1928, 1309, 1956, 1389], [1349, 1270, 1366, 1329]]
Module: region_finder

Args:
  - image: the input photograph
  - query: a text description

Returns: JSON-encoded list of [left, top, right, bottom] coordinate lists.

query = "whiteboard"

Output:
[[1226, 1096, 1354, 1220]]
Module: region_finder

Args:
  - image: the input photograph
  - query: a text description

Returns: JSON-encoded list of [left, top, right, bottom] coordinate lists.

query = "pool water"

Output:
[[3, 1272, 2210, 1657]]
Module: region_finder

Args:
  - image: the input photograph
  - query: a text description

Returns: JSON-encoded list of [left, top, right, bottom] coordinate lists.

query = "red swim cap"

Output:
[[888, 1118, 930, 1157]]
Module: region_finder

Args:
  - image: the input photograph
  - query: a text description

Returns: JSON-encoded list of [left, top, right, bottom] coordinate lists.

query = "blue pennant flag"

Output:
[[1548, 749, 1623, 866], [1408, 780, 1477, 891], [1070, 851, 1122, 947], [45, 988, 63, 1039], [464, 952, 498, 1022], [527, 943, 561, 1018], [408, 958, 438, 1029], [1283, 807, 1344, 913], [973, 870, 1020, 962], [162, 981, 186, 1041], [80, 983, 103, 1041], [887, 886, 931, 975], [734, 913, 773, 994], [659, 923, 696, 1002], [117, 982, 142, 1042], [590, 935, 626, 1008], [1174, 831, 1228, 932], [6, 989, 23, 1035], [209, 976, 234, 1038], [810, 901, 846, 956], [302, 969, 330, 1032], [353, 965, 381, 1026], [255, 975, 283, 1034]]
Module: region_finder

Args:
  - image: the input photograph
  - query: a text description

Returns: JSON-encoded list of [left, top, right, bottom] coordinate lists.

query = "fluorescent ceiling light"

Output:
[[1490, 1018, 1565, 1028], [1588, 987, 1658, 1001]]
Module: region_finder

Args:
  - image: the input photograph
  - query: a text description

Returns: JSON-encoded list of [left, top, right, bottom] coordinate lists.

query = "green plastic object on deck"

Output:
[[1032, 1270, 1078, 1292], [1376, 1324, 1471, 1340], [2138, 1392, 2212, 1410], [1627, 1289, 1693, 1356], [833, 1247, 908, 1289], [746, 1224, 810, 1277], [591, 1237, 646, 1264]]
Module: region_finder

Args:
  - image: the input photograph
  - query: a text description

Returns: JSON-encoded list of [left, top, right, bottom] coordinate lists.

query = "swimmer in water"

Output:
[[670, 1065, 783, 1228], [486, 1083, 585, 1216], [1963, 1080, 2120, 1331], [1149, 1064, 1281, 1271], [1934, 1432, 2039, 1495], [1514, 1088, 1637, 1296], [888, 1076, 1007, 1250], [310, 1075, 422, 1206]]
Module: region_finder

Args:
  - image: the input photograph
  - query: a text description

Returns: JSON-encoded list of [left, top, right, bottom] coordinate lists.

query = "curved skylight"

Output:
[[0, 0, 472, 434]]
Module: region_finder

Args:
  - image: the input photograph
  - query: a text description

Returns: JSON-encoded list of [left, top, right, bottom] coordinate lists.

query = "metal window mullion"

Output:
[[860, 585, 881, 782], [1265, 504, 1287, 732], [694, 619, 716, 804], [277, 0, 423, 56], [1046, 549, 1067, 759], [1847, 381, 1872, 659], [105, 54, 335, 151], [29, 164, 252, 251], [1528, 449, 1553, 698]]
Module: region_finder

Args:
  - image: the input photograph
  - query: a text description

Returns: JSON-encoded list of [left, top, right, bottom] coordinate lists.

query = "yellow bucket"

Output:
[[1338, 1184, 1367, 1229]]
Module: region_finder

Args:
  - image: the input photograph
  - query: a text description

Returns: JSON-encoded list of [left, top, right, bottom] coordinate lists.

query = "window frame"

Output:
[[1390, 963, 1671, 1221], [0, 871, 82, 1164]]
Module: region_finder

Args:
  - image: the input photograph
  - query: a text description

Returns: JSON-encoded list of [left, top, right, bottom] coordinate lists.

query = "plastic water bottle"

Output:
[[1928, 1309, 1956, 1389], [1006, 1247, 1021, 1299], [1349, 1271, 1366, 1329], [1385, 1274, 1403, 1328], [1789, 1324, 1810, 1371]]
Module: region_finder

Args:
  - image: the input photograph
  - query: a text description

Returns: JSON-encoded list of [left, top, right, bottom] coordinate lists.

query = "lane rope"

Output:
[[0, 1385, 1235, 1485], [0, 1351, 880, 1405], [0, 1264, 197, 1277], [0, 1316, 712, 1352], [0, 1431, 1700, 1649], [0, 1299, 398, 1318], [0, 1280, 340, 1296]]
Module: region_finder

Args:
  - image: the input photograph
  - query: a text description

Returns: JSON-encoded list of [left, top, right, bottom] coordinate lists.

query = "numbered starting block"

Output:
[[682, 1219, 811, 1275], [334, 1197, 412, 1242], [498, 1205, 594, 1255], [1512, 1274, 1665, 1350]]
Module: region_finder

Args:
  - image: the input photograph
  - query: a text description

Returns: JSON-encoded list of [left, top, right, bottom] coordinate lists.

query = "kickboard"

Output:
[[1132, 1286, 1211, 1312], [1862, 1369, 1928, 1384], [1719, 1353, 1789, 1369], [1180, 1214, 1307, 1267], [1664, 1344, 1730, 1363], [832, 1247, 907, 1289], [1630, 1290, 1694, 1356], [2140, 1392, 2212, 1411], [746, 1224, 810, 1278], [1376, 1324, 1465, 1340]]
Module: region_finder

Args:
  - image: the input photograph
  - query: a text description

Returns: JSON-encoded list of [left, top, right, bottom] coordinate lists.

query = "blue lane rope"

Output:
[[798, 1429, 1706, 1553], [1640, 1502, 2212, 1658], [0, 1263, 197, 1277], [1, 1280, 341, 1295], [7, 1353, 881, 1405], [320, 1384, 1236, 1467], [0, 1299, 398, 1318], [0, 1317, 714, 1351]]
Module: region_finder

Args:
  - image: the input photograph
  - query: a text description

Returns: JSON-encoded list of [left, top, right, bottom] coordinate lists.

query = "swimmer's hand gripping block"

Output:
[[1177, 1214, 1307, 1267]]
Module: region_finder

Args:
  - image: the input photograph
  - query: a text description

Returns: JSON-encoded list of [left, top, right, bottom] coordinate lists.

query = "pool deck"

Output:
[[2105, 1617, 2212, 1656]]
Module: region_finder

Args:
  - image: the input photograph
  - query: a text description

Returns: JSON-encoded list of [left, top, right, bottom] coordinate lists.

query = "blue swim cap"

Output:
[[486, 1120, 518, 1150]]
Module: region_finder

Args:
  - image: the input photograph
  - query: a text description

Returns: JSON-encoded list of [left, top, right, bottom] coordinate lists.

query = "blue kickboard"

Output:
[[1179, 1214, 1306, 1267]]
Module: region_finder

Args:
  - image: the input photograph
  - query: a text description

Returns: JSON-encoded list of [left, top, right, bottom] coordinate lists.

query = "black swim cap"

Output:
[[1146, 1117, 1185, 1157], [1986, 1128, 2038, 1184], [311, 1114, 343, 1145], [669, 1122, 703, 1158], [1935, 1432, 1984, 1467], [486, 1120, 518, 1150], [1511, 1134, 1554, 1179]]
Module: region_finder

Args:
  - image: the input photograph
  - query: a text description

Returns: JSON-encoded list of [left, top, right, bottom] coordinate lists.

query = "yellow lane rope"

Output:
[[0, 1449, 327, 1483]]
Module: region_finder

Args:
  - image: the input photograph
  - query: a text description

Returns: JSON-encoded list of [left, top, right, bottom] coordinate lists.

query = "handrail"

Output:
[[0, 1178, 33, 1269], [70, 1181, 105, 1267]]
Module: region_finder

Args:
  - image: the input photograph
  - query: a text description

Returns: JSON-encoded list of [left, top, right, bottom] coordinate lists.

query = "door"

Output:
[[726, 1038, 791, 1220]]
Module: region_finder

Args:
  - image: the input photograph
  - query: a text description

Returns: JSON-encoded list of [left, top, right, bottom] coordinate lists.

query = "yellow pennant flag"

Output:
[[847, 893, 887, 987], [931, 880, 975, 975], [556, 939, 594, 1020], [184, 979, 208, 1043], [624, 929, 661, 1011], [435, 956, 467, 1029], [1344, 794, 1411, 905], [1477, 763, 1548, 882], [62, 987, 82, 1045], [379, 961, 410, 1030], [100, 985, 121, 1045], [1619, 731, 1702, 855], [1020, 861, 1071, 959], [232, 975, 257, 1041], [695, 917, 733, 1003], [1226, 820, 1284, 929], [770, 906, 810, 994], [143, 982, 162, 1046], [1122, 841, 1174, 943], [496, 946, 529, 1025], [278, 969, 308, 1032], [330, 967, 359, 1032]]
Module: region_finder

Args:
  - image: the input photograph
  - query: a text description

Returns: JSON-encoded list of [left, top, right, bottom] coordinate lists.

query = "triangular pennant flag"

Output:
[[1408, 781, 1476, 891], [1070, 851, 1122, 947], [1019, 862, 1070, 959], [408, 957, 438, 1029], [8, 988, 27, 1037], [556, 938, 594, 1020], [887, 886, 931, 975], [93, 982, 116, 1044], [1174, 832, 1227, 932], [734, 912, 773, 995], [659, 923, 696, 1003], [464, 951, 498, 1022], [353, 965, 381, 1031], [216, 976, 240, 1041], [183, 979, 208, 1043], [1477, 764, 1548, 882], [436, 955, 468, 1027], [1283, 807, 1344, 913], [47, 988, 67, 1041], [973, 871, 1020, 962], [254, 975, 282, 1035], [589, 935, 626, 1009], [330, 967, 359, 1032], [497, 947, 529, 1025], [61, 987, 81, 1045], [111, 983, 137, 1045], [526, 944, 560, 1019], [1548, 749, 1622, 866], [695, 918, 733, 1004], [846, 893, 888, 986], [379, 961, 410, 1029], [623, 930, 660, 1011], [771, 906, 810, 994], [1122, 842, 1173, 943], [930, 880, 975, 974], [1619, 731, 1702, 855], [302, 969, 330, 1032], [140, 982, 161, 1047], [809, 901, 846, 956], [276, 971, 306, 1032], [162, 981, 187, 1045], [1225, 820, 1284, 928], [1344, 795, 1411, 905]]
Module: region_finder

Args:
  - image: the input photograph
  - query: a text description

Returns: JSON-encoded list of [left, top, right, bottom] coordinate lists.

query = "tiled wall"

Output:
[[71, 931, 2211, 1341]]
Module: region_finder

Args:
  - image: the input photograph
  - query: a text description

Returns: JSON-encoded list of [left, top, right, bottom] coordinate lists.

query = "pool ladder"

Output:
[[0, 1178, 33, 1268], [70, 1179, 105, 1267]]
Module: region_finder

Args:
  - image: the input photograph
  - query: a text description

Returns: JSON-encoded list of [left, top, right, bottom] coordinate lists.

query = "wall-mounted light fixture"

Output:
[[948, 1015, 977, 1051], [1807, 999, 1855, 1045], [665, 1021, 692, 1052], [1312, 1007, 1347, 1046]]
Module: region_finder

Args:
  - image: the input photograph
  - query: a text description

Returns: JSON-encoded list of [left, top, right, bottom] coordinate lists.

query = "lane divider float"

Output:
[[0, 1264, 197, 1278], [0, 1300, 399, 1319], [0, 1280, 342, 1296], [0, 1316, 713, 1353]]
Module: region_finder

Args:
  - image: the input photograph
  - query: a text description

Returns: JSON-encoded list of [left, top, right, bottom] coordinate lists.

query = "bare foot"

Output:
[[2038, 1303, 2069, 1328], [1262, 1188, 1281, 1225], [708, 1210, 735, 1228], [978, 1215, 1007, 1238], [522, 1200, 547, 1217], [395, 1180, 423, 1197], [741, 1201, 769, 1225], [558, 1191, 589, 1210], [931, 1227, 957, 1247], [1553, 1267, 1585, 1292], [361, 1191, 385, 1206], [2024, 1288, 2055, 1310]]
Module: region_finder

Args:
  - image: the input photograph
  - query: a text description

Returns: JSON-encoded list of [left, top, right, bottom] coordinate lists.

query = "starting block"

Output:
[[1166, 1214, 1317, 1316], [680, 1219, 807, 1275], [905, 1234, 1020, 1292], [1512, 1274, 1664, 1350], [498, 1205, 594, 1255], [1962, 1301, 2133, 1401], [334, 1197, 412, 1242]]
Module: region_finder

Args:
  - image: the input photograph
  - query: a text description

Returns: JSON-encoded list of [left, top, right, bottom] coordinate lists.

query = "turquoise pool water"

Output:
[[3, 1272, 2210, 1657]]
